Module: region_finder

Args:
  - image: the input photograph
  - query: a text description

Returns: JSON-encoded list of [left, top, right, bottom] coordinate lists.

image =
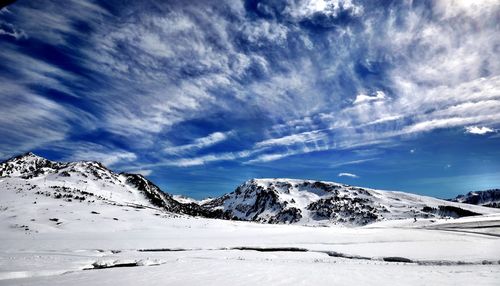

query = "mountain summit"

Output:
[[0, 152, 203, 215], [201, 178, 495, 225]]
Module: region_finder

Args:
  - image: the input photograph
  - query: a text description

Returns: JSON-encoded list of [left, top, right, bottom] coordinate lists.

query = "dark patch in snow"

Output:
[[231, 247, 309, 252], [383, 257, 413, 263], [421, 205, 480, 218], [324, 251, 372, 260], [138, 248, 193, 252], [84, 261, 141, 270]]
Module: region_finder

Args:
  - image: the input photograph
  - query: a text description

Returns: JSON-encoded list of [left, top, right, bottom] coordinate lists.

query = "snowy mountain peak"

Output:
[[7, 152, 48, 163], [202, 178, 495, 225], [0, 153, 203, 215], [0, 152, 60, 178], [0, 153, 123, 182], [245, 178, 346, 189]]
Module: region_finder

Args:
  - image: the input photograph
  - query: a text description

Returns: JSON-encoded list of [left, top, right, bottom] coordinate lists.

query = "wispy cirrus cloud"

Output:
[[0, 0, 499, 174], [139, 149, 257, 168], [164, 131, 234, 155], [0, 22, 26, 39], [41, 141, 137, 168], [255, 130, 328, 148]]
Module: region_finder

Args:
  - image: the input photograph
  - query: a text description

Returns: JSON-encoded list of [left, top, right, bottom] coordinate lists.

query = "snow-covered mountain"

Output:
[[0, 152, 204, 216], [201, 178, 498, 225], [450, 189, 500, 208], [1, 153, 498, 227]]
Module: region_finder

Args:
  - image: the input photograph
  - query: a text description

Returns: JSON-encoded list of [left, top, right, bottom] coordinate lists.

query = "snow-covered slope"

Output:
[[451, 189, 500, 208], [1, 154, 500, 285], [0, 152, 204, 216], [202, 178, 498, 225]]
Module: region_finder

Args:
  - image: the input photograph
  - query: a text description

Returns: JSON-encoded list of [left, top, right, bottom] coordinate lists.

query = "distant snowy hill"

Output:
[[450, 189, 500, 208], [201, 178, 498, 225]]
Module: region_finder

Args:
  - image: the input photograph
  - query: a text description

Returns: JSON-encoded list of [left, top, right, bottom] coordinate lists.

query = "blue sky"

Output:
[[1, 0, 499, 199]]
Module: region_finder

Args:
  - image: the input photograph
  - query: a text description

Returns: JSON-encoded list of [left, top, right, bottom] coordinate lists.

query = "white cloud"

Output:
[[338, 172, 359, 178], [164, 131, 233, 155], [255, 130, 327, 148], [67, 149, 137, 168], [242, 20, 288, 45], [138, 149, 259, 168], [285, 0, 363, 19], [241, 59, 329, 120], [403, 114, 500, 135], [353, 91, 386, 105], [246, 153, 290, 164], [360, 115, 402, 126], [464, 126, 495, 135], [245, 144, 330, 164], [159, 152, 238, 167]]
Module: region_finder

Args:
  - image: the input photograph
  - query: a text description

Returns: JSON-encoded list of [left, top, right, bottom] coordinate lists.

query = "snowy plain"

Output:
[[1, 191, 499, 286], [0, 154, 499, 285]]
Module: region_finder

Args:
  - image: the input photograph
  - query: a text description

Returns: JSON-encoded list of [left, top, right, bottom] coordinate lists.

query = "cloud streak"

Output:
[[338, 172, 359, 178], [164, 131, 233, 155]]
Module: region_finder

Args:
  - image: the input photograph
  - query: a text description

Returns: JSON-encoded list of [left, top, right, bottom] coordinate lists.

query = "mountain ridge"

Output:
[[1, 153, 498, 226], [0, 152, 208, 216], [450, 189, 500, 208], [201, 178, 496, 225]]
